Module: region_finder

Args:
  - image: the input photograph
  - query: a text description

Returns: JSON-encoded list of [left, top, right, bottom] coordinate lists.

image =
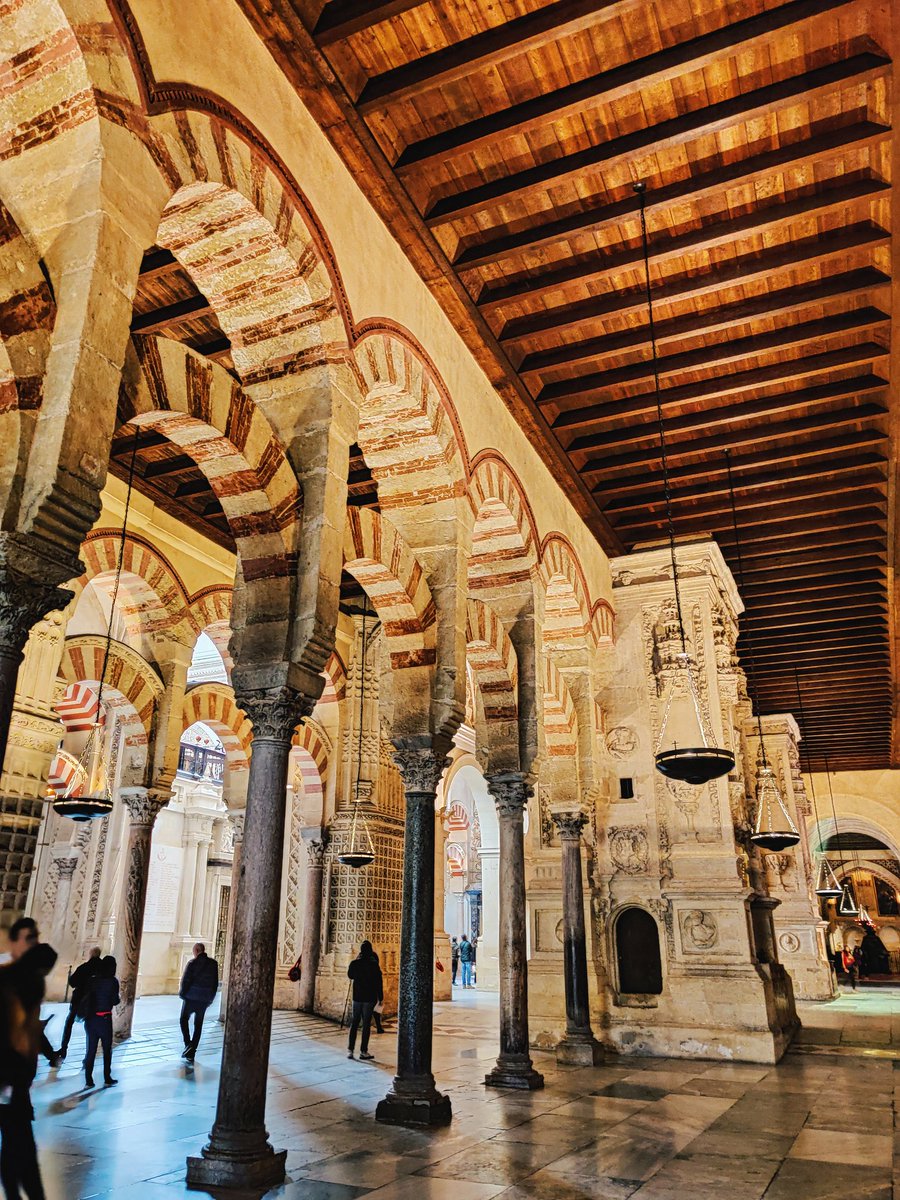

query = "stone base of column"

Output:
[[556, 1032, 603, 1067], [186, 1137, 286, 1191], [485, 1054, 544, 1090], [376, 1077, 452, 1127]]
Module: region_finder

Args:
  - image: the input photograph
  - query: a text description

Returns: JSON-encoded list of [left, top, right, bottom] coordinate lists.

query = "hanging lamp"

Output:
[[337, 600, 376, 869], [635, 182, 734, 786], [723, 450, 798, 851], [794, 670, 842, 897], [53, 428, 142, 821], [823, 753, 857, 915], [839, 882, 859, 917]]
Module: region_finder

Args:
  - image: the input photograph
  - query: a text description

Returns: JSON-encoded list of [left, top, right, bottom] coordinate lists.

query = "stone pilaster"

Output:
[[188, 685, 313, 1192], [485, 772, 544, 1090], [218, 809, 244, 1023], [376, 745, 452, 1127], [433, 809, 452, 1001], [297, 829, 327, 1013], [113, 788, 169, 1040], [552, 809, 603, 1066], [50, 854, 80, 948]]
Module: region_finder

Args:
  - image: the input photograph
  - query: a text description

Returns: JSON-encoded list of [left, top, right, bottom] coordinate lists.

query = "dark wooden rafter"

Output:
[[313, 0, 425, 45]]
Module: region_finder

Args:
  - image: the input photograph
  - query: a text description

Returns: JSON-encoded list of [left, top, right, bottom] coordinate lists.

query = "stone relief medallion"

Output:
[[555, 918, 565, 945], [779, 932, 801, 954], [606, 725, 638, 760], [609, 826, 649, 875], [679, 909, 719, 952]]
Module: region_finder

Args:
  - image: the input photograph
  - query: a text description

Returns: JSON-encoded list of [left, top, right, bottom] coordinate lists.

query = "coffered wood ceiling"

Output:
[[231, 0, 896, 771]]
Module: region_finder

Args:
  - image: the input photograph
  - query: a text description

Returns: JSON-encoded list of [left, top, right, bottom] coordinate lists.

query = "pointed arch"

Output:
[[465, 598, 517, 724], [181, 683, 252, 785], [58, 635, 164, 736], [543, 657, 578, 759], [539, 535, 594, 650], [468, 452, 538, 592], [73, 530, 193, 640]]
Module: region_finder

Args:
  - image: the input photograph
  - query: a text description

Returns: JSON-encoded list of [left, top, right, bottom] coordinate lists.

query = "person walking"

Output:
[[82, 956, 119, 1088], [0, 936, 57, 1199], [459, 934, 475, 988], [0, 920, 59, 1069], [841, 946, 859, 990], [347, 941, 382, 1061], [57, 947, 101, 1062], [179, 943, 219, 1062], [451, 937, 459, 986]]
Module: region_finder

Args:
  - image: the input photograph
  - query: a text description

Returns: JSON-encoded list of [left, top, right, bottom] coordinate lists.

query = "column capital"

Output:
[[391, 745, 448, 797], [236, 684, 316, 744], [228, 808, 246, 843], [0, 568, 73, 658], [486, 771, 532, 819], [120, 787, 169, 828], [551, 808, 589, 842], [54, 854, 79, 880], [305, 835, 328, 868]]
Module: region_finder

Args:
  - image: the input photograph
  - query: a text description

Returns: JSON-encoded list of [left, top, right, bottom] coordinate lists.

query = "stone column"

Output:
[[113, 788, 168, 1040], [189, 827, 213, 934], [485, 772, 544, 1090], [0, 563, 72, 774], [218, 810, 244, 1023], [50, 854, 80, 948], [175, 824, 202, 939], [188, 686, 312, 1192], [297, 830, 327, 1013], [552, 809, 603, 1066], [433, 809, 452, 1002], [376, 746, 452, 1127]]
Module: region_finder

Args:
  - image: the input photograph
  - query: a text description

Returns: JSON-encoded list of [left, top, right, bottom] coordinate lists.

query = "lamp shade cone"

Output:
[[337, 851, 375, 869], [654, 746, 735, 785], [52, 793, 114, 822], [750, 829, 801, 852]]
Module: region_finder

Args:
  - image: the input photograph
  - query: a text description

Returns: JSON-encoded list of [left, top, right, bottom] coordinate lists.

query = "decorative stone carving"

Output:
[[779, 932, 801, 954], [236, 686, 315, 743], [230, 812, 245, 843], [486, 773, 531, 818], [679, 909, 719, 952], [306, 837, 328, 868], [551, 810, 588, 842], [605, 725, 638, 759], [55, 856, 79, 881], [120, 788, 168, 827], [609, 826, 649, 875], [392, 747, 448, 796], [0, 570, 73, 657]]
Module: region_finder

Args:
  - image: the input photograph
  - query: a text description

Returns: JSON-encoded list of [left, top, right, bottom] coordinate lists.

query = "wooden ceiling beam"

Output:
[[355, 0, 638, 111], [578, 405, 888, 478], [504, 224, 889, 346], [559, 343, 889, 438], [519, 271, 890, 377], [312, 0, 425, 46], [546, 309, 888, 405], [737, 545, 887, 574], [173, 478, 214, 499], [111, 430, 169, 457], [481, 180, 889, 313], [722, 527, 886, 561], [455, 124, 892, 271], [423, 51, 891, 223], [137, 247, 179, 281], [715, 508, 887, 549], [747, 616, 888, 640], [743, 608, 888, 632], [402, 0, 862, 172], [131, 294, 214, 335], [141, 454, 197, 480], [748, 640, 888, 660], [746, 590, 888, 614]]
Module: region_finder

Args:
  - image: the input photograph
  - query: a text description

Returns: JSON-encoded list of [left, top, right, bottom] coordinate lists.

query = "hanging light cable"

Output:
[[819, 753, 859, 917], [337, 599, 376, 869], [794, 669, 841, 897], [723, 449, 798, 852], [636, 182, 734, 787], [53, 427, 142, 821]]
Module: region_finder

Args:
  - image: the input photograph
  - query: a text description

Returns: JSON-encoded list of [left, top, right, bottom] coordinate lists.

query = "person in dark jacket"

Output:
[[347, 941, 382, 1061], [57, 947, 101, 1061], [179, 942, 219, 1062], [0, 939, 57, 1200], [82, 956, 119, 1089], [459, 934, 475, 988]]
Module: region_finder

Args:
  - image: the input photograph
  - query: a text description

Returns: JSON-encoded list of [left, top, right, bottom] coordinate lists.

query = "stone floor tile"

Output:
[[264, 1183, 372, 1200], [593, 1081, 669, 1101], [548, 1131, 686, 1184], [674, 1077, 752, 1098], [679, 1128, 795, 1161], [297, 1146, 420, 1189], [763, 1160, 891, 1200], [364, 1177, 507, 1199], [494, 1174, 640, 1199], [415, 1138, 572, 1184], [789, 1127, 893, 1168], [551, 1095, 648, 1123], [627, 1150, 778, 1200]]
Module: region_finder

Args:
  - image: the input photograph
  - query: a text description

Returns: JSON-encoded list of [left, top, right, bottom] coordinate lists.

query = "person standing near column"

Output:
[[57, 948, 101, 1063], [82, 956, 120, 1089], [451, 937, 459, 986], [179, 943, 219, 1062], [459, 934, 475, 988], [347, 941, 382, 1061]]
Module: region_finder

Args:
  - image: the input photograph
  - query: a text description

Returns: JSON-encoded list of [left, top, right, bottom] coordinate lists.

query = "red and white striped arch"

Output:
[[543, 657, 578, 759], [539, 536, 593, 650], [58, 636, 164, 743], [73, 531, 192, 641], [465, 598, 518, 723], [468, 455, 538, 594], [181, 683, 251, 776]]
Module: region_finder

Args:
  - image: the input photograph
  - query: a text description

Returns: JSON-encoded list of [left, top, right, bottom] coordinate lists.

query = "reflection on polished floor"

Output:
[[30, 990, 899, 1199]]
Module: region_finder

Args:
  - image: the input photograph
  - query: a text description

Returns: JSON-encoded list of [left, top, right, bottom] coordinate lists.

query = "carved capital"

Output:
[[392, 746, 448, 798], [229, 810, 245, 843], [486, 772, 531, 820], [551, 809, 589, 842], [306, 836, 328, 868], [120, 788, 169, 827], [236, 685, 316, 743], [54, 855, 79, 880], [0, 569, 73, 658]]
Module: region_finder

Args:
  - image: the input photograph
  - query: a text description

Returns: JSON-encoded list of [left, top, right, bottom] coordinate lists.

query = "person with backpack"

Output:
[[458, 934, 475, 988], [82, 956, 119, 1089], [179, 943, 219, 1062], [346, 941, 382, 1061], [57, 947, 102, 1062]]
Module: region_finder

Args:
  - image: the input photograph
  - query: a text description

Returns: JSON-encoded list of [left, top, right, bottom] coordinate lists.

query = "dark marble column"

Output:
[[376, 745, 452, 1127], [113, 788, 169, 1040], [187, 687, 312, 1192], [297, 830, 327, 1013], [551, 809, 603, 1066], [0, 563, 72, 773], [218, 810, 244, 1024], [485, 772, 544, 1090]]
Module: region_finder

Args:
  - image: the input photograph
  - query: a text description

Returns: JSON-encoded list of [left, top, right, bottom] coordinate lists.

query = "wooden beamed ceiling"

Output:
[[253, 0, 900, 768]]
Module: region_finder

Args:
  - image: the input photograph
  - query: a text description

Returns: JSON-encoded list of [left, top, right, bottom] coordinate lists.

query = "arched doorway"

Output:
[[616, 908, 663, 997], [443, 763, 500, 994]]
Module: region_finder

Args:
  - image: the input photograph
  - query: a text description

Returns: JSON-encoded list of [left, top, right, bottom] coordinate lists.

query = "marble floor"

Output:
[[24, 987, 900, 1199]]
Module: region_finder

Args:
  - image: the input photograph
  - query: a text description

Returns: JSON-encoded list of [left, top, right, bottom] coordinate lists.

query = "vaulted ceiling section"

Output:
[[235, 0, 897, 771]]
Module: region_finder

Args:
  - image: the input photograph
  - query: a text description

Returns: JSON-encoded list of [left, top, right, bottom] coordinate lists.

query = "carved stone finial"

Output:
[[551, 809, 589, 842], [120, 788, 169, 827], [392, 747, 448, 797], [236, 685, 316, 743], [486, 772, 531, 819]]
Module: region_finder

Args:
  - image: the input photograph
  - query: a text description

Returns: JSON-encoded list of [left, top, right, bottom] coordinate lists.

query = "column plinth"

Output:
[[376, 746, 452, 1128], [187, 686, 313, 1192], [485, 773, 544, 1091], [552, 808, 603, 1068]]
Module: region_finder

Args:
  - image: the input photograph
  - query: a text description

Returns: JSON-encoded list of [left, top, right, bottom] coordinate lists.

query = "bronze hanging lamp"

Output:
[[794, 670, 842, 898], [823, 752, 858, 916], [53, 429, 142, 820], [723, 450, 798, 852], [337, 600, 376, 869], [636, 183, 734, 787]]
